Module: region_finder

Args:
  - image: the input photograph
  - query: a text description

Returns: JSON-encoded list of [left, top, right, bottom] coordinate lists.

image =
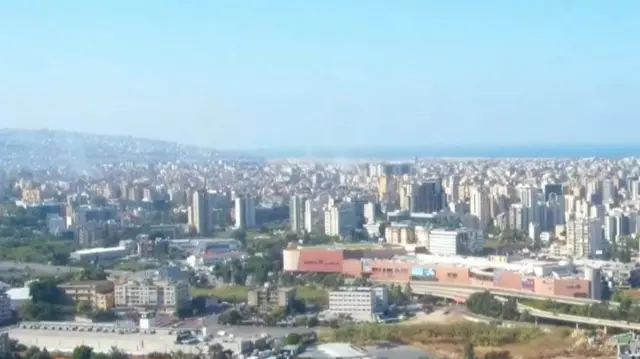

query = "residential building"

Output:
[[95, 292, 115, 311], [364, 202, 376, 225], [303, 199, 316, 233], [324, 200, 356, 238], [328, 286, 389, 320], [0, 332, 9, 357], [114, 278, 190, 312], [189, 189, 212, 235], [6, 285, 30, 310], [234, 196, 256, 229], [385, 223, 416, 245], [544, 183, 563, 201], [566, 217, 604, 258], [0, 289, 11, 323], [469, 186, 490, 230], [247, 286, 296, 314], [290, 195, 305, 232], [412, 179, 446, 213], [415, 227, 484, 255], [59, 280, 115, 310], [21, 188, 41, 205]]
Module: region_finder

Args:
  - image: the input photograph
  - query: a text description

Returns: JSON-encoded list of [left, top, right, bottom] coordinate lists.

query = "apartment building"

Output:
[[247, 286, 296, 314], [0, 332, 9, 357], [328, 286, 389, 320], [59, 280, 115, 311], [114, 279, 190, 312], [0, 289, 12, 323]]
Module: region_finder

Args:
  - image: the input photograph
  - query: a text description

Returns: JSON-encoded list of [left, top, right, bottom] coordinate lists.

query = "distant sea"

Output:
[[247, 144, 640, 160]]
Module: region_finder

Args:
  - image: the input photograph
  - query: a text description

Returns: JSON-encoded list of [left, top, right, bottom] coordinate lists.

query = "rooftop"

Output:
[[301, 243, 390, 250], [72, 246, 127, 255], [7, 287, 30, 300], [315, 343, 371, 359], [60, 280, 113, 287], [332, 286, 382, 293]]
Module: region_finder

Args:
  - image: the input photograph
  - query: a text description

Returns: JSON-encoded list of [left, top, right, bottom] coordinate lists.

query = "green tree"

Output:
[[24, 346, 41, 359], [76, 267, 107, 281], [21, 277, 74, 321], [72, 345, 93, 359], [217, 309, 242, 325], [208, 344, 227, 359], [29, 278, 67, 305], [231, 230, 247, 246], [76, 301, 91, 314], [36, 348, 52, 359], [108, 347, 129, 359], [501, 299, 519, 320], [307, 316, 319, 327], [285, 333, 302, 345]]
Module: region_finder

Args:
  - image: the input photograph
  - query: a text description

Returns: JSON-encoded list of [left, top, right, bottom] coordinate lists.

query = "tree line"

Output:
[[465, 291, 527, 322], [2, 343, 129, 359]]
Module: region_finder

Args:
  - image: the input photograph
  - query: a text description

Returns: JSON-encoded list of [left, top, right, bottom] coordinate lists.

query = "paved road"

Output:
[[408, 281, 601, 305], [201, 314, 313, 338], [364, 345, 436, 359], [517, 303, 640, 330], [412, 285, 640, 330]]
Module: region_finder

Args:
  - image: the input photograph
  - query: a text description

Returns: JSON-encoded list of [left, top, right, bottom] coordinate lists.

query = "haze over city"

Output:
[[1, 1, 639, 151], [3, 3, 640, 359]]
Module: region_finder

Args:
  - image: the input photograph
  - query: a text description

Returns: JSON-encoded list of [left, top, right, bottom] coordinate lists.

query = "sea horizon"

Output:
[[245, 144, 640, 160]]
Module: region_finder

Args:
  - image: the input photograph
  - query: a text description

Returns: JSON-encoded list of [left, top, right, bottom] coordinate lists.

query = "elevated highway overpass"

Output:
[[407, 281, 601, 305], [409, 283, 640, 331], [516, 303, 640, 331]]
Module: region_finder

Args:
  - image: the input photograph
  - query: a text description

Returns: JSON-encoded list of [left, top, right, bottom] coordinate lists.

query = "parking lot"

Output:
[[7, 322, 306, 355], [17, 321, 153, 334], [155, 315, 203, 329], [8, 328, 203, 355]]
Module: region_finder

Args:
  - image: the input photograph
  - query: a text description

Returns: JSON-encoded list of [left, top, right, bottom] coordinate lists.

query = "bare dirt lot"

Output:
[[412, 331, 616, 359]]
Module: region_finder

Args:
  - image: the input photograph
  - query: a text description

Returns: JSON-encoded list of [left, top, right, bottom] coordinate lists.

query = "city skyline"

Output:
[[1, 1, 639, 150]]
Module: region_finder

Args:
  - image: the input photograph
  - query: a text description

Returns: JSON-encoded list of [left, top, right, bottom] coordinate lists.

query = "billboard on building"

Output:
[[522, 278, 535, 292], [411, 266, 436, 280], [361, 259, 372, 274], [297, 250, 344, 273]]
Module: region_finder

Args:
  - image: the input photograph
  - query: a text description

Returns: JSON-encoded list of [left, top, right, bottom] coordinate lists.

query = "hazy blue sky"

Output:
[[1, 1, 639, 150]]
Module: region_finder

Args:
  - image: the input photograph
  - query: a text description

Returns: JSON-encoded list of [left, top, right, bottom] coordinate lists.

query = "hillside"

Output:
[[0, 129, 250, 169]]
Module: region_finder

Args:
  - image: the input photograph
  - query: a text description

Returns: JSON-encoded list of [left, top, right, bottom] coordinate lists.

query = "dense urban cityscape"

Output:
[[0, 130, 639, 359]]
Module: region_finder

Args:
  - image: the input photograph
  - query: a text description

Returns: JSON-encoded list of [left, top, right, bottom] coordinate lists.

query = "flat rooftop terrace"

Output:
[[7, 328, 203, 355], [301, 243, 393, 250]]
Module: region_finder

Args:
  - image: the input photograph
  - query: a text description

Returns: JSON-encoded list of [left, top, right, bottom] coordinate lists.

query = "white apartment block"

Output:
[[469, 186, 490, 230], [324, 201, 355, 238], [329, 286, 389, 320], [566, 217, 604, 258], [415, 227, 484, 255], [234, 196, 256, 229], [114, 279, 190, 312]]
